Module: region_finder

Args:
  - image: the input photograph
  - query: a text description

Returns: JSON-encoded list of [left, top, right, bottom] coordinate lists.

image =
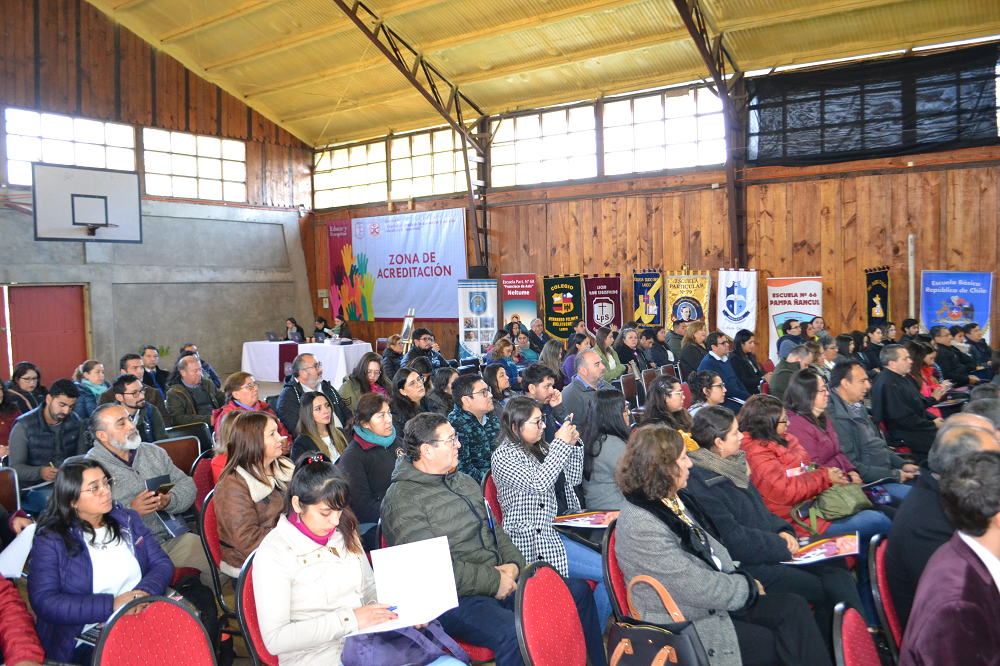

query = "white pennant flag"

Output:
[[717, 270, 757, 339]]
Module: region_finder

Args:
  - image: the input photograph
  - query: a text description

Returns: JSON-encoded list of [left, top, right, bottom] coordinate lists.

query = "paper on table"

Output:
[[0, 523, 36, 578], [347, 535, 458, 636]]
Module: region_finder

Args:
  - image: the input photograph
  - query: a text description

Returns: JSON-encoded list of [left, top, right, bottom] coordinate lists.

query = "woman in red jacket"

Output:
[[210, 372, 289, 480], [0, 576, 44, 666]]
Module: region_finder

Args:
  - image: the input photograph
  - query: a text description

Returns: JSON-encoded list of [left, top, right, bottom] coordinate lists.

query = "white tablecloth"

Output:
[[241, 340, 373, 386]]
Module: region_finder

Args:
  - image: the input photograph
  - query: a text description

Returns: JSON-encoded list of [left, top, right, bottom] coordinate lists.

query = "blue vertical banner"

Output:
[[920, 271, 993, 343], [458, 279, 498, 358], [633, 270, 663, 327]]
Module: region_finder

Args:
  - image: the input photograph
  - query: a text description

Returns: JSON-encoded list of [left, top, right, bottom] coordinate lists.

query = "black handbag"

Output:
[[607, 575, 711, 666]]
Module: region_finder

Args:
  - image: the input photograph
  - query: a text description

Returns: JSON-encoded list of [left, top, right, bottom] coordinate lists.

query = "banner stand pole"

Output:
[[908, 234, 916, 322]]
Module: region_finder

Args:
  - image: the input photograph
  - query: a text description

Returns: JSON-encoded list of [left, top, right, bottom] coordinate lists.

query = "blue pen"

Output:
[[387, 606, 398, 612], [484, 498, 495, 529]]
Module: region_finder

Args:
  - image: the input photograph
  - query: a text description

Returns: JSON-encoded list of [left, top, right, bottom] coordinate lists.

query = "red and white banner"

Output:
[[767, 277, 823, 360], [583, 275, 623, 336]]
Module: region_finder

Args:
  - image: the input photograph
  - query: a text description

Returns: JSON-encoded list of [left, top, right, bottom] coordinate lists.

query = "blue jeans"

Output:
[[827, 509, 892, 627], [21, 485, 54, 516], [559, 533, 613, 631], [883, 482, 911, 501]]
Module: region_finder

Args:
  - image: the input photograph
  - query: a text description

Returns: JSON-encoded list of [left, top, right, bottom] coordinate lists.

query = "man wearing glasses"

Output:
[[400, 327, 449, 369], [97, 353, 172, 427], [276, 353, 351, 436], [697, 331, 751, 413], [448, 374, 501, 483], [777, 319, 805, 360], [108, 373, 167, 443]]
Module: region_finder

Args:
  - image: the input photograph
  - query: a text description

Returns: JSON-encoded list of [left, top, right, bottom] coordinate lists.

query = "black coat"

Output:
[[865, 343, 884, 372], [4, 384, 46, 415], [275, 376, 351, 437], [679, 343, 708, 382], [337, 434, 405, 526], [884, 463, 953, 629], [647, 341, 673, 367], [870, 369, 937, 456], [382, 347, 404, 380], [526, 329, 552, 355], [685, 464, 797, 587], [935, 344, 975, 386], [730, 352, 765, 395], [141, 367, 169, 396]]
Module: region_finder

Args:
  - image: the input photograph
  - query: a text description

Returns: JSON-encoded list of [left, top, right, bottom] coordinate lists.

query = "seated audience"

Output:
[[6, 361, 46, 414], [932, 324, 980, 387], [405, 355, 435, 391], [900, 450, 1000, 666], [553, 350, 611, 431], [520, 363, 562, 442], [562, 333, 592, 385], [214, 411, 293, 577], [678, 321, 708, 379], [254, 454, 443, 666], [834, 333, 854, 364], [697, 332, 750, 412], [0, 574, 44, 666], [950, 324, 972, 355], [595, 326, 627, 382], [785, 368, 864, 484], [906, 340, 947, 418], [166, 355, 226, 427], [871, 343, 942, 457], [85, 404, 212, 586], [487, 339, 522, 390], [686, 369, 725, 417], [665, 319, 688, 359], [515, 331, 539, 363], [812, 316, 834, 346], [614, 424, 832, 666], [212, 371, 288, 442], [8, 379, 89, 514], [448, 374, 501, 483], [884, 322, 898, 343], [964, 322, 994, 373], [383, 413, 609, 666], [898, 318, 920, 344], [382, 334, 405, 380], [504, 319, 524, 341], [770, 345, 812, 400], [525, 317, 552, 355], [580, 390, 631, 510], [400, 327, 449, 369], [776, 319, 804, 359], [864, 325, 885, 372], [730, 329, 769, 396], [492, 396, 612, 629], [290, 392, 349, 463], [849, 331, 874, 375], [276, 353, 351, 436], [312, 316, 328, 339], [327, 313, 352, 339], [390, 368, 430, 435], [338, 352, 391, 412], [0, 383, 22, 456], [108, 374, 167, 443], [178, 343, 222, 388], [210, 410, 239, 483], [615, 327, 651, 373], [686, 406, 862, 650], [827, 361, 919, 492], [886, 420, 1000, 627], [284, 317, 306, 341], [639, 375, 697, 451], [139, 345, 169, 398], [98, 353, 171, 426], [538, 339, 567, 387], [71, 360, 110, 420], [426, 367, 459, 415], [28, 459, 173, 664], [338, 393, 403, 550], [644, 327, 673, 366], [484, 363, 515, 421]]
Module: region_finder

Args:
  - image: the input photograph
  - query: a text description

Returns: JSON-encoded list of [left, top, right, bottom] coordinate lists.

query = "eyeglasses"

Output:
[[524, 418, 545, 429], [473, 388, 493, 398], [83, 478, 114, 495], [240, 382, 260, 391], [122, 390, 145, 398], [668, 390, 684, 397], [302, 362, 323, 372], [430, 435, 459, 447], [20, 375, 38, 383], [710, 383, 725, 390], [418, 336, 432, 342], [366, 369, 382, 377], [777, 419, 789, 426], [405, 378, 425, 388]]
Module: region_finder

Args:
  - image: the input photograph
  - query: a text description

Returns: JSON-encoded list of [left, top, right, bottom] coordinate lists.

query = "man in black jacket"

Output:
[[275, 353, 351, 436], [400, 328, 449, 369], [898, 318, 920, 345], [140, 345, 170, 398], [931, 325, 979, 387], [885, 421, 1000, 628], [871, 344, 942, 457], [525, 318, 552, 355], [963, 322, 994, 377]]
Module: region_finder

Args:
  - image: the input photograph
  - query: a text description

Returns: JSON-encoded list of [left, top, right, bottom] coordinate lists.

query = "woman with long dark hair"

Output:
[[487, 339, 521, 390], [730, 329, 768, 395], [284, 317, 306, 341], [687, 369, 725, 417], [291, 392, 349, 463], [906, 341, 948, 418], [339, 352, 391, 412], [834, 334, 854, 364], [579, 390, 631, 510], [538, 339, 567, 387], [784, 368, 862, 478], [490, 396, 613, 631], [849, 330, 876, 378], [562, 333, 593, 386], [678, 321, 708, 380], [389, 368, 429, 436], [28, 459, 173, 664], [640, 375, 697, 450], [6, 361, 46, 414], [594, 326, 626, 383], [484, 363, 515, 420], [426, 367, 459, 415]]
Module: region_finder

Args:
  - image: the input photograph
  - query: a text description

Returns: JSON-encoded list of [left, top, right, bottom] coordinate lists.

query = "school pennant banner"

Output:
[[717, 270, 758, 339], [633, 271, 663, 327], [500, 274, 538, 329], [541, 275, 583, 340], [583, 275, 623, 337], [865, 267, 890, 328], [921, 271, 994, 343], [665, 273, 711, 328], [458, 279, 498, 358], [766, 277, 823, 360]]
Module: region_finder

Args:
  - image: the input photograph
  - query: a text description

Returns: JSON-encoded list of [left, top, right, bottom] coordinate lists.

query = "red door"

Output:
[[8, 286, 88, 385]]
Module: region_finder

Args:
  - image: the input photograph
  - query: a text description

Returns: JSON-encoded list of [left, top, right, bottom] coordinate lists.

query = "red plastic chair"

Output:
[[190, 449, 215, 514], [93, 596, 216, 666], [515, 562, 587, 666], [154, 436, 201, 479], [761, 381, 770, 395], [235, 553, 280, 666], [833, 603, 881, 666], [482, 472, 502, 522], [601, 519, 630, 621], [870, 534, 902, 662], [199, 491, 239, 628], [681, 383, 692, 409], [0, 467, 21, 513], [660, 365, 675, 377]]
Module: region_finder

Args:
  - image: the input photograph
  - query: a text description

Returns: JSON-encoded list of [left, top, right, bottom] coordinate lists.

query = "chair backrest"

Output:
[[870, 534, 902, 660], [164, 422, 213, 454], [681, 383, 692, 409], [458, 365, 481, 377], [190, 449, 215, 513], [641, 368, 658, 392], [0, 467, 21, 513], [833, 603, 881, 666], [154, 436, 200, 477], [199, 491, 235, 617], [93, 596, 216, 666], [602, 519, 629, 621], [761, 381, 770, 395], [265, 394, 279, 412], [515, 562, 587, 666], [620, 373, 637, 403], [376, 337, 388, 354], [762, 359, 775, 374], [236, 553, 281, 666], [482, 472, 503, 522], [660, 364, 675, 377]]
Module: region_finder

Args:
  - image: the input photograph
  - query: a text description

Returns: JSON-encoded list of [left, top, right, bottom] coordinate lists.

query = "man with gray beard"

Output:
[[85, 403, 211, 585]]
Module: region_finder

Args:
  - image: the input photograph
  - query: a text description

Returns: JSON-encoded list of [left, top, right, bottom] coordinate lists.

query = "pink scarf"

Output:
[[291, 513, 332, 546]]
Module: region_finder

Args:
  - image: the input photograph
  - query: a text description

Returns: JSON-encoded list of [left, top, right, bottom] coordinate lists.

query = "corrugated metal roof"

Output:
[[87, 0, 1000, 146]]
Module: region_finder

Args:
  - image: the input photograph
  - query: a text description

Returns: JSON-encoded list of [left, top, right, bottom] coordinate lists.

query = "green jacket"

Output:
[[596, 346, 627, 382], [339, 376, 363, 413], [165, 378, 225, 426], [381, 458, 526, 598], [768, 358, 798, 401]]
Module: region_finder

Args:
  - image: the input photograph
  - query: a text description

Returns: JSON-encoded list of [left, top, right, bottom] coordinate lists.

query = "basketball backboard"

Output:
[[32, 163, 142, 243]]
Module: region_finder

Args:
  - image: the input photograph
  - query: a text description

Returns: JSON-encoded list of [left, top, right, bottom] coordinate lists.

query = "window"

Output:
[[142, 128, 246, 202], [313, 140, 386, 208], [490, 106, 596, 187], [4, 108, 135, 186], [390, 129, 469, 200], [603, 88, 726, 175]]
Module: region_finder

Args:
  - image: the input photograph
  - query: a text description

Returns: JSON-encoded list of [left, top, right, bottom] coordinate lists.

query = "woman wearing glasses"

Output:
[[639, 375, 698, 451], [389, 369, 430, 437], [6, 361, 46, 415], [490, 396, 614, 631], [28, 459, 173, 664], [338, 352, 391, 413], [211, 371, 289, 479], [687, 370, 726, 417]]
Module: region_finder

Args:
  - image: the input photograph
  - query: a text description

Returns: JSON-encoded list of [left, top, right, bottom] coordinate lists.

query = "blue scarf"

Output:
[[354, 425, 396, 448], [80, 379, 108, 397]]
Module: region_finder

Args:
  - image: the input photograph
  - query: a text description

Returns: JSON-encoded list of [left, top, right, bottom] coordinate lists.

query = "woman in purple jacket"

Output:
[[27, 459, 173, 664], [784, 368, 862, 480]]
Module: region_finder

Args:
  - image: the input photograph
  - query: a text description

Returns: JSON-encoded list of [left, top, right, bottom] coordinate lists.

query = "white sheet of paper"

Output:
[[0, 523, 36, 578], [347, 535, 459, 636]]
